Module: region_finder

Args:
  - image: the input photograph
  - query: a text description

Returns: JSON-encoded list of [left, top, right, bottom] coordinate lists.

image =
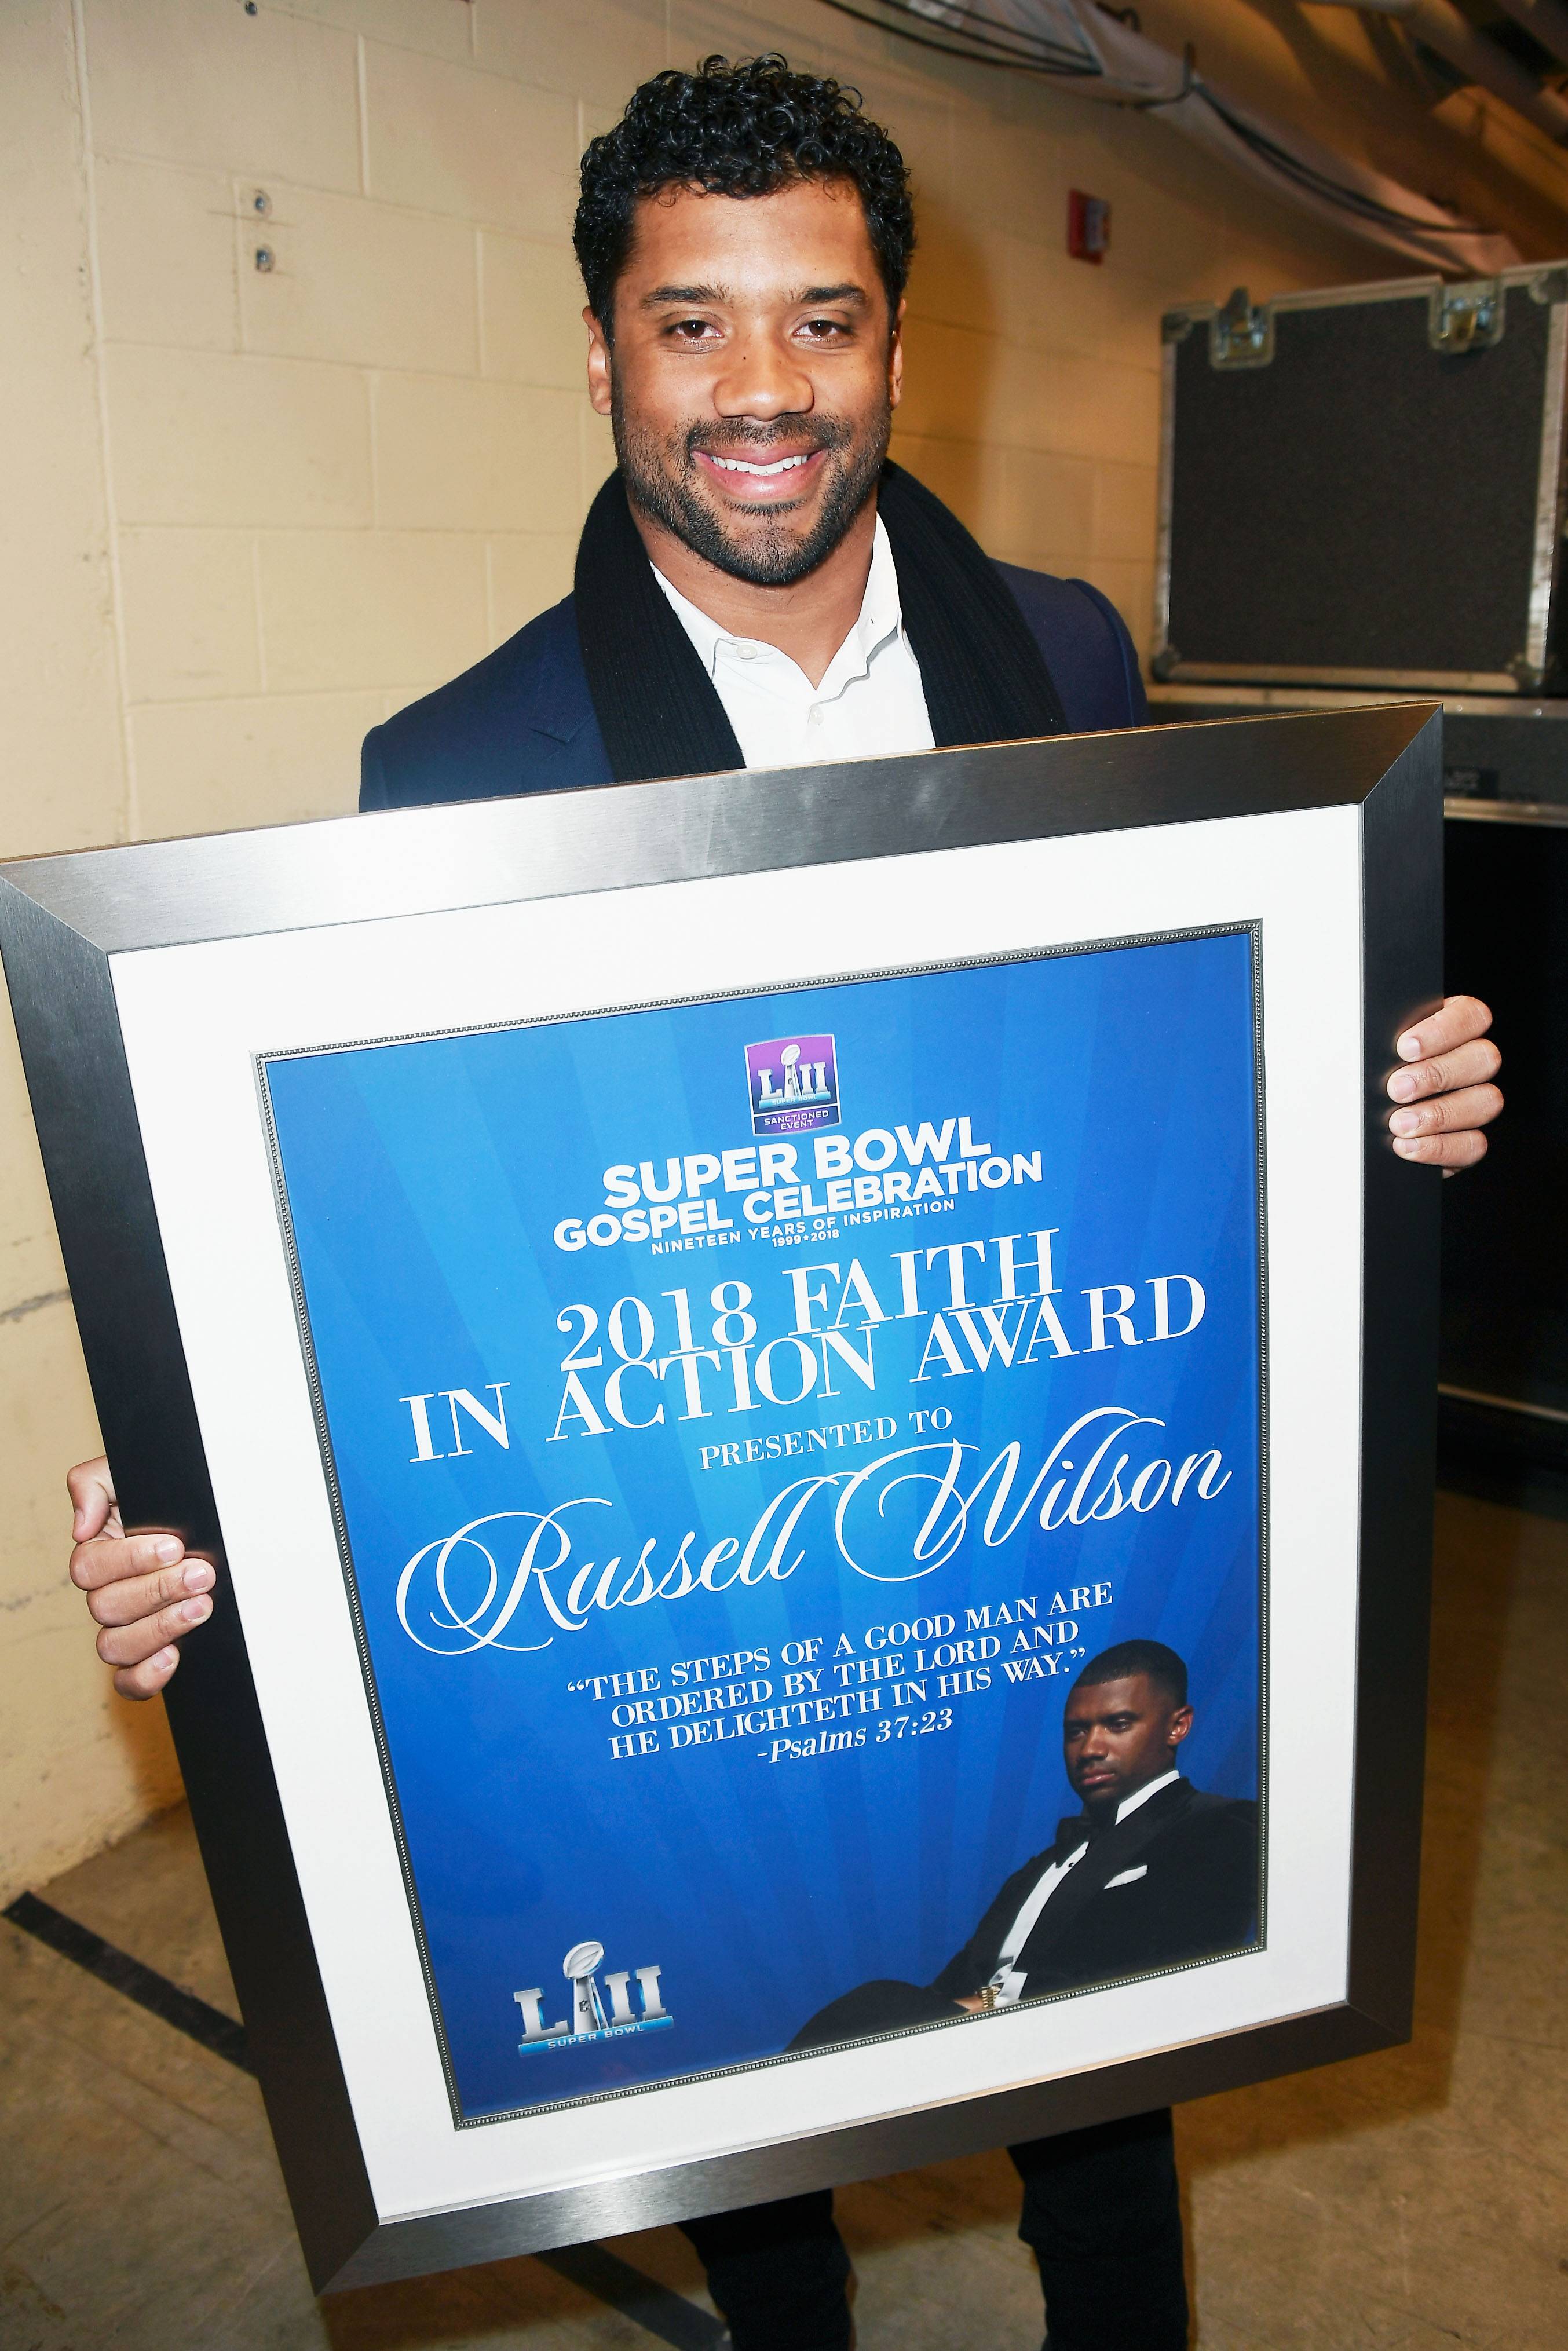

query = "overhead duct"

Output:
[[1308, 1, 1568, 140], [820, 1, 1523, 271], [1490, 0, 1568, 74]]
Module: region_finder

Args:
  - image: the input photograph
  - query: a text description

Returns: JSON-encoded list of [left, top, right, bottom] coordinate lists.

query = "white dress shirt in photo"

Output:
[[986, 1768, 1182, 2006], [650, 515, 937, 770]]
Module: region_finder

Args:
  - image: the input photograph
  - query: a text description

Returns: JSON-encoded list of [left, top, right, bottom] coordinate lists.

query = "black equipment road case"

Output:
[[1155, 266, 1568, 696]]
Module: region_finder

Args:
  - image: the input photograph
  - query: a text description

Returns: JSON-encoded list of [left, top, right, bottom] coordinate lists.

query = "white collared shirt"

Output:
[[986, 1770, 1181, 2006], [651, 517, 935, 770]]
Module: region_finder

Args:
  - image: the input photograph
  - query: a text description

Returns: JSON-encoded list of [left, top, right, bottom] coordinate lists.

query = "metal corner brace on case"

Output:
[[1208, 287, 1274, 371], [1428, 279, 1504, 355]]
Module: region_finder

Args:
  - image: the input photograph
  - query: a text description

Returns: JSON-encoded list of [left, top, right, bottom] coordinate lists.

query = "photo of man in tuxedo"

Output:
[[940, 1638, 1259, 2010], [794, 1637, 1258, 2050]]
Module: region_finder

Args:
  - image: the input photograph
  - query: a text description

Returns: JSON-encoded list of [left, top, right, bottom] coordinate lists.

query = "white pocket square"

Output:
[[1103, 1866, 1148, 1889]]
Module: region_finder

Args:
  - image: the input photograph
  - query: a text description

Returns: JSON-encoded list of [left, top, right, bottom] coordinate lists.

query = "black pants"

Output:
[[679, 2109, 1187, 2351]]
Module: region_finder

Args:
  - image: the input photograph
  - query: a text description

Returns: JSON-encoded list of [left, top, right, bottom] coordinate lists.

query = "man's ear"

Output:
[[888, 294, 905, 412], [1168, 1704, 1194, 1750], [586, 308, 613, 416]]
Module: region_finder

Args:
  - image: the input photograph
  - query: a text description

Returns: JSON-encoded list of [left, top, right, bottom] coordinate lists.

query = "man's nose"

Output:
[[712, 333, 814, 420]]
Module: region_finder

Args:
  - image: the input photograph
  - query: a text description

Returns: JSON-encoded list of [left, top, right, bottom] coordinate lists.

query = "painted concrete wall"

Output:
[[1, 0, 1562, 1902]]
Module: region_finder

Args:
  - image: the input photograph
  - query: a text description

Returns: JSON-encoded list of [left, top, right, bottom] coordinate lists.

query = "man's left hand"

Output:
[[1387, 995, 1501, 1172]]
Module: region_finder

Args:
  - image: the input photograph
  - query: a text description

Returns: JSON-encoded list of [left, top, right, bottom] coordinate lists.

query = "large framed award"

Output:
[[0, 705, 1441, 2292]]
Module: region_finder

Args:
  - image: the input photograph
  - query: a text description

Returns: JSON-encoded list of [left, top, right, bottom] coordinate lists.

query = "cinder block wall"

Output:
[[1, 0, 1560, 1900]]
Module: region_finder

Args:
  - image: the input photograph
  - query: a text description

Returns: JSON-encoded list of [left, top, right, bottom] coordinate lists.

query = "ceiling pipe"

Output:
[[828, 3, 1522, 269], [1309, 0, 1568, 140], [1489, 0, 1568, 72]]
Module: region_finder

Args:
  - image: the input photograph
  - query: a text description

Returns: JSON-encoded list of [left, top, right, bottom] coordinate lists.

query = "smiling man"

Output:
[[358, 55, 1132, 805], [64, 50, 1501, 2351]]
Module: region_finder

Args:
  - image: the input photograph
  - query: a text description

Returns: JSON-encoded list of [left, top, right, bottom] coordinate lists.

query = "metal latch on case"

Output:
[[1208, 288, 1274, 371], [1428, 279, 1503, 354]]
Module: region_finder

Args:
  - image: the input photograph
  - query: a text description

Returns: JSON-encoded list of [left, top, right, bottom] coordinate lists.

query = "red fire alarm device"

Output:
[[1068, 190, 1111, 264]]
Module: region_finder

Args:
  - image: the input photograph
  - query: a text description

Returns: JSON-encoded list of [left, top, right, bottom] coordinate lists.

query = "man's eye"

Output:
[[800, 318, 849, 340], [668, 318, 717, 341]]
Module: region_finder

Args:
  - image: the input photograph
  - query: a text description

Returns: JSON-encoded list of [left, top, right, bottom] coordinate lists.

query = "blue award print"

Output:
[[260, 930, 1264, 2125]]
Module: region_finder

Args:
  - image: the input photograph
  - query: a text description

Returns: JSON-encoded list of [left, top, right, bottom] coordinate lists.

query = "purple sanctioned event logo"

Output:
[[745, 1033, 840, 1137]]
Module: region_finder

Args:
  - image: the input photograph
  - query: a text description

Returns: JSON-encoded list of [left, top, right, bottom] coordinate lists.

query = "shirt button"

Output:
[[737, 643, 759, 661], [808, 707, 823, 726]]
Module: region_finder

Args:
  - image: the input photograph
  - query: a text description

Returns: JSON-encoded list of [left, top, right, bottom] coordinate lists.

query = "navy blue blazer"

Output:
[[360, 564, 1147, 810]]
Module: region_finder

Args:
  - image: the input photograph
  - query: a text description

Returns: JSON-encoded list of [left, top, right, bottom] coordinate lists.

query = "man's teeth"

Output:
[[707, 451, 813, 476]]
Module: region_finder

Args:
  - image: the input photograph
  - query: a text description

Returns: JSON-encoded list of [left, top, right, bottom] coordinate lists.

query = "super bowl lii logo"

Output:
[[745, 1031, 839, 1138], [514, 1940, 673, 2056]]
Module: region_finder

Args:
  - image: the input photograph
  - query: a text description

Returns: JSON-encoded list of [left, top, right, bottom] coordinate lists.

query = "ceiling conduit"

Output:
[[817, 0, 1542, 272], [1453, 0, 1568, 74], [1313, 1, 1568, 142]]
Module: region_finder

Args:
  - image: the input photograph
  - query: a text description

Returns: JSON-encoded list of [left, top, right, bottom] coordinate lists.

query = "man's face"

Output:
[[1062, 1674, 1193, 1814], [586, 175, 903, 587]]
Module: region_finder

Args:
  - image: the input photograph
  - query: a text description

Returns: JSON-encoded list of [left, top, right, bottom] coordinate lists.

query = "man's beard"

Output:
[[611, 392, 891, 588]]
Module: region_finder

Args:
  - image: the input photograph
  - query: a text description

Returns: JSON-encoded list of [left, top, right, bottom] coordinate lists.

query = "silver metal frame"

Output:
[[1445, 795, 1568, 829], [1142, 682, 1568, 827], [1147, 681, 1568, 718], [1159, 660, 1526, 695], [1152, 334, 1178, 669], [0, 708, 1443, 2295], [1527, 298, 1568, 682], [1153, 264, 1568, 694], [1146, 683, 1568, 828], [1438, 1381, 1568, 1428]]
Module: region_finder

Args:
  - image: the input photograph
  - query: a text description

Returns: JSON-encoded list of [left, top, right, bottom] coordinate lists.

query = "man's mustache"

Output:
[[684, 420, 853, 461]]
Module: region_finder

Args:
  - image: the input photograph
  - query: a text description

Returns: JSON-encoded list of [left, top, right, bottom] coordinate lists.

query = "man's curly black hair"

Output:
[[573, 54, 915, 332]]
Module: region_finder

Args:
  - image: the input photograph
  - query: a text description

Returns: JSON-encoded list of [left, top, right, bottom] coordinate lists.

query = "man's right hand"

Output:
[[67, 1457, 215, 1701]]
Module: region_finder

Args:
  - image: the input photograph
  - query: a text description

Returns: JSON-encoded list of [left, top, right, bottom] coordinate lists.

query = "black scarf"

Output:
[[573, 460, 1068, 783]]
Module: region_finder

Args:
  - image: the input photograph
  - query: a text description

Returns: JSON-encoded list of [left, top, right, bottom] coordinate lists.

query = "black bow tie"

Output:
[[1061, 1780, 1180, 1851]]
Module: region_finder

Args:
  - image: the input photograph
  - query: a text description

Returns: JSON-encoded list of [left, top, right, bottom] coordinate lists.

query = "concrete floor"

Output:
[[2, 1487, 1565, 2350]]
